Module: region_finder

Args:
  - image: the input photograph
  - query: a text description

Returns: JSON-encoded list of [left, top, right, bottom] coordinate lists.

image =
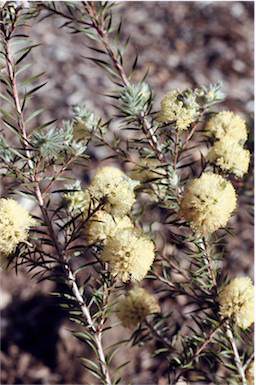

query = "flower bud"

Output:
[[116, 288, 160, 329], [158, 89, 199, 131], [218, 277, 254, 329]]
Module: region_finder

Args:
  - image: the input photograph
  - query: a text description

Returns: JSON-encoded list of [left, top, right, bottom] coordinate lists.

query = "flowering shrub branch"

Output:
[[0, 2, 253, 385]]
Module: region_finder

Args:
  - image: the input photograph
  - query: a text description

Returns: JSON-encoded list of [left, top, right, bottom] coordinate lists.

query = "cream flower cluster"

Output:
[[116, 287, 160, 329], [218, 277, 254, 330], [85, 210, 133, 245], [87, 166, 139, 217], [0, 198, 36, 266], [206, 111, 247, 142], [158, 89, 199, 131], [206, 111, 249, 178], [206, 137, 250, 178], [178, 173, 236, 234], [84, 166, 155, 282], [101, 228, 155, 282]]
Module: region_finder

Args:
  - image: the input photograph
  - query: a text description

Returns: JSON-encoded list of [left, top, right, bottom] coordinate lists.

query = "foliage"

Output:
[[0, 2, 253, 385]]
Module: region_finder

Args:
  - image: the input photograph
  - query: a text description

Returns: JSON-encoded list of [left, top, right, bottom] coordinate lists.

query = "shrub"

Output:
[[0, 2, 253, 385]]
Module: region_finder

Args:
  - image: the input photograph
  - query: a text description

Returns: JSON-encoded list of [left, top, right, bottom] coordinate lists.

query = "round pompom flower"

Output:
[[84, 210, 133, 245], [158, 89, 199, 131], [116, 288, 160, 329], [178, 173, 236, 234], [206, 137, 250, 178], [245, 361, 254, 385], [218, 277, 254, 329], [101, 228, 155, 282], [205, 111, 247, 143], [88, 166, 139, 217], [0, 198, 36, 265]]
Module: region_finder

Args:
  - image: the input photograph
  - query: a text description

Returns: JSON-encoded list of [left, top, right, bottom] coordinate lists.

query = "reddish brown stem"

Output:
[[83, 1, 129, 86], [181, 110, 204, 152], [4, 30, 44, 206], [173, 127, 180, 170], [41, 157, 74, 197]]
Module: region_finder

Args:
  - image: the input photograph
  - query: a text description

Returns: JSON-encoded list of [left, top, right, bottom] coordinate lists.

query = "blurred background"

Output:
[[0, 1, 254, 384]]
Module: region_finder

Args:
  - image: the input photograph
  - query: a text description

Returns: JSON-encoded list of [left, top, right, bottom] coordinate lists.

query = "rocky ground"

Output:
[[0, 1, 254, 384]]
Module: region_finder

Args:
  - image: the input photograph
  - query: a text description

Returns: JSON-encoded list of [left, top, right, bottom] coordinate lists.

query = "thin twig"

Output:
[[152, 271, 201, 301], [171, 317, 226, 385], [201, 236, 217, 291], [83, 0, 129, 86], [140, 115, 164, 162], [243, 352, 254, 371], [67, 264, 112, 385], [3, 24, 44, 206], [225, 322, 248, 385], [173, 127, 180, 171], [145, 319, 173, 351], [39, 2, 91, 27], [181, 111, 204, 152], [200, 234, 247, 385], [41, 157, 74, 197]]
